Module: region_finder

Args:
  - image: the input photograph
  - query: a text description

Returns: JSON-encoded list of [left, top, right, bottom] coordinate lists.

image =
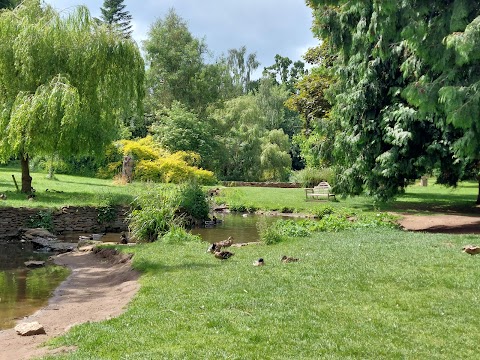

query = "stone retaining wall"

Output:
[[0, 206, 129, 239]]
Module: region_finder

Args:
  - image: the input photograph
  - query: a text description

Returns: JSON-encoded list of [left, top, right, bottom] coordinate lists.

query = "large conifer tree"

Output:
[[100, 0, 132, 38], [307, 0, 480, 201]]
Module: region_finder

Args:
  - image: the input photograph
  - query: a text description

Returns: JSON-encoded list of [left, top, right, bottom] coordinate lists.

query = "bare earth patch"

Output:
[[0, 250, 140, 360], [397, 213, 480, 234]]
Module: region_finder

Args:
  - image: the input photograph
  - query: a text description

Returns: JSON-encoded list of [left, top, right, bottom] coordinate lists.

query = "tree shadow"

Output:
[[133, 259, 218, 274]]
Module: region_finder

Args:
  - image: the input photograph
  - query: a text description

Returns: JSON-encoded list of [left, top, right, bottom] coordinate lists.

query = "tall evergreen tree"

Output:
[[306, 0, 475, 201], [100, 0, 132, 38]]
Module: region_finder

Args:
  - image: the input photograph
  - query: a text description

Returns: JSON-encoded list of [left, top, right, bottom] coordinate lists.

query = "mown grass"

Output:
[[0, 170, 473, 358], [43, 228, 480, 359], [0, 167, 140, 208], [1, 164, 477, 215], [216, 178, 480, 215]]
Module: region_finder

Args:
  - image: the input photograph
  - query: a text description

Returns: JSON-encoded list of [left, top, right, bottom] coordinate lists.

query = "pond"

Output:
[[190, 212, 298, 244], [0, 242, 69, 330]]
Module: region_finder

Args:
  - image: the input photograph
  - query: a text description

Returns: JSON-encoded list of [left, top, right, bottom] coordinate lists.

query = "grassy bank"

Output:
[[45, 228, 480, 359], [0, 169, 475, 358]]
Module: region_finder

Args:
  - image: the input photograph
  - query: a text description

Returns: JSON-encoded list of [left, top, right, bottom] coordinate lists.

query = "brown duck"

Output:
[[463, 245, 480, 255], [217, 236, 233, 248], [214, 250, 234, 260], [281, 255, 299, 263]]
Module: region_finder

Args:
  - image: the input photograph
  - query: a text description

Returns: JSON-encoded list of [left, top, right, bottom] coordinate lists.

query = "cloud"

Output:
[[45, 0, 318, 74]]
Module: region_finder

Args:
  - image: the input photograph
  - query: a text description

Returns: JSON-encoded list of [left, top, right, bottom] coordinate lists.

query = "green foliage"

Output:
[[0, 0, 144, 192], [177, 182, 210, 221], [27, 209, 54, 231], [150, 102, 217, 169], [100, 0, 132, 37], [305, 0, 472, 201], [161, 226, 201, 245], [290, 167, 335, 187], [263, 54, 307, 92], [128, 185, 180, 242], [128, 182, 210, 242], [225, 45, 260, 94], [256, 217, 288, 245], [143, 9, 224, 112]]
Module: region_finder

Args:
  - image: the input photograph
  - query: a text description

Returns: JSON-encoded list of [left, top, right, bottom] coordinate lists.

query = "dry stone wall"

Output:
[[0, 206, 129, 239]]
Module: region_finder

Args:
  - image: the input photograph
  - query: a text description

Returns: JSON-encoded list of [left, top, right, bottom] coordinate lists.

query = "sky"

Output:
[[43, 0, 318, 78]]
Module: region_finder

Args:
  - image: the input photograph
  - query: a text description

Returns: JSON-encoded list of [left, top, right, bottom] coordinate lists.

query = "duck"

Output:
[[214, 250, 234, 260], [253, 258, 265, 266], [217, 236, 233, 248], [463, 245, 480, 255], [281, 255, 299, 263], [206, 242, 222, 253], [119, 231, 128, 244]]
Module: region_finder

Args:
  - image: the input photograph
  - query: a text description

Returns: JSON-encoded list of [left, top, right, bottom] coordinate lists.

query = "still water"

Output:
[[0, 242, 69, 330], [190, 212, 286, 244]]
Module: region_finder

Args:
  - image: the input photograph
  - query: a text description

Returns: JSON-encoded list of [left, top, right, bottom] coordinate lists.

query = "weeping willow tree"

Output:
[[0, 0, 144, 193]]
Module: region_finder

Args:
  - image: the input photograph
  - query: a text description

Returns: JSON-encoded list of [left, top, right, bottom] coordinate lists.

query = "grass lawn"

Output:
[[44, 228, 480, 359], [2, 166, 479, 358], [1, 165, 478, 215], [0, 167, 140, 208], [216, 178, 480, 215]]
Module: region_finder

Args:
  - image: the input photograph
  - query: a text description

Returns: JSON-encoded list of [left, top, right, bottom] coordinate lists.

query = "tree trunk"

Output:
[[477, 176, 480, 205], [477, 175, 480, 205], [21, 155, 32, 193]]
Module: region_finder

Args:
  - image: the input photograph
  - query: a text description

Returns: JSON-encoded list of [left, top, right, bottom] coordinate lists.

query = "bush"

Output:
[[257, 218, 288, 245], [134, 158, 217, 185], [161, 226, 201, 244], [290, 167, 335, 187], [177, 182, 210, 221], [128, 185, 179, 242]]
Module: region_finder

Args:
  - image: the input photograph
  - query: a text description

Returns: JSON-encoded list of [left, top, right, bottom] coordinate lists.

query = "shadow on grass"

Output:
[[0, 190, 134, 207], [133, 260, 217, 274], [381, 192, 479, 214]]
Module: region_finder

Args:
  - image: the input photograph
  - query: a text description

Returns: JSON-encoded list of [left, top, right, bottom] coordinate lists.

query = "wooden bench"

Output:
[[305, 181, 335, 201]]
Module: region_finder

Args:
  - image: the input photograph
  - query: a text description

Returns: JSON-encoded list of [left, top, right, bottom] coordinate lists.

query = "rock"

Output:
[[24, 260, 45, 268], [22, 228, 76, 253], [15, 322, 46, 336]]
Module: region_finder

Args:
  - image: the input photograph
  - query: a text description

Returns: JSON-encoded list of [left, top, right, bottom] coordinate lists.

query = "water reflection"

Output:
[[0, 264, 69, 330], [190, 213, 279, 244]]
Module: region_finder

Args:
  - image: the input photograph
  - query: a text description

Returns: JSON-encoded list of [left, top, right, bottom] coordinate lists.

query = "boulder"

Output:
[[21, 228, 76, 253], [15, 322, 46, 336]]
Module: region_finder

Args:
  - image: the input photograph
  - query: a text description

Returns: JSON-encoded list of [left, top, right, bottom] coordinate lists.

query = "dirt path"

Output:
[[397, 213, 480, 234], [0, 250, 140, 360]]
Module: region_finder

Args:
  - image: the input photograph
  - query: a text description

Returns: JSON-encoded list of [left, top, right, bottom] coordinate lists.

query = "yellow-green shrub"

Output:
[[99, 136, 217, 184], [135, 156, 217, 185], [118, 136, 165, 160]]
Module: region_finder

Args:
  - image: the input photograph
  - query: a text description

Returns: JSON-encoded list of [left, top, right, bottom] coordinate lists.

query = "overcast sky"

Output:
[[44, 0, 318, 78]]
